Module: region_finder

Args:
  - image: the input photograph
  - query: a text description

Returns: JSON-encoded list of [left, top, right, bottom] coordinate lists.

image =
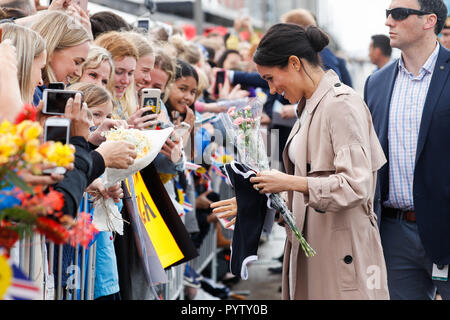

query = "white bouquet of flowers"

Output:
[[92, 127, 173, 235], [219, 99, 315, 257]]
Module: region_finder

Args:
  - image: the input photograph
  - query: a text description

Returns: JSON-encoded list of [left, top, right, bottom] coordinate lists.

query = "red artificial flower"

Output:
[[15, 104, 37, 124], [68, 212, 98, 249], [42, 188, 65, 213], [35, 217, 69, 245], [0, 227, 19, 251]]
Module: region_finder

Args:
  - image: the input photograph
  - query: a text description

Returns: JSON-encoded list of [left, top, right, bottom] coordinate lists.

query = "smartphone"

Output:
[[43, 118, 71, 175], [170, 122, 191, 142], [48, 82, 65, 90], [137, 18, 151, 31], [214, 70, 226, 96], [42, 89, 83, 115], [76, 0, 88, 11], [141, 88, 161, 117], [49, 0, 87, 11]]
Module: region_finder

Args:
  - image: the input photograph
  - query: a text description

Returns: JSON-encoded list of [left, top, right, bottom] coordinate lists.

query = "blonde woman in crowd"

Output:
[[122, 31, 155, 97], [30, 10, 92, 91], [121, 31, 163, 130], [0, 23, 46, 105], [94, 31, 139, 120], [0, 39, 22, 121], [76, 45, 115, 92]]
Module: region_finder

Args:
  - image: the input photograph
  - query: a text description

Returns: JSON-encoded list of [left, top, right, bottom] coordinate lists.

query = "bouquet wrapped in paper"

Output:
[[92, 127, 173, 235], [219, 99, 315, 257]]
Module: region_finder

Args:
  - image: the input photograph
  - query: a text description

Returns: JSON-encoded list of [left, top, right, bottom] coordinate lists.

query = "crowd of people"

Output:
[[0, 0, 449, 301]]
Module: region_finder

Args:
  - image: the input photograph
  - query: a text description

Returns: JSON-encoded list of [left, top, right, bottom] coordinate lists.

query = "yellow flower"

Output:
[[0, 133, 20, 162], [16, 120, 42, 141], [43, 142, 75, 167], [0, 120, 15, 135], [23, 123, 42, 141], [23, 139, 43, 164]]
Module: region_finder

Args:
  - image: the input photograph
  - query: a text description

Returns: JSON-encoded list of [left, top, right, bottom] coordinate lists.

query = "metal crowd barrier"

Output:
[[162, 263, 185, 300], [13, 194, 97, 300], [14, 234, 97, 300], [160, 223, 219, 300], [14, 181, 226, 300], [191, 223, 217, 280]]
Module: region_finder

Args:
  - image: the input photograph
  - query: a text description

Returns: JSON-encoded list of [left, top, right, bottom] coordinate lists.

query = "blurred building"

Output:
[[89, 0, 318, 32]]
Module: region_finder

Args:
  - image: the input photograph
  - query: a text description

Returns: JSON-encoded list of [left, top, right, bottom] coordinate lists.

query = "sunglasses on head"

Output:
[[386, 7, 432, 21]]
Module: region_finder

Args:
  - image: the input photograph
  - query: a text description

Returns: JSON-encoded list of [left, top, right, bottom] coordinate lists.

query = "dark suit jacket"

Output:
[[364, 45, 450, 265]]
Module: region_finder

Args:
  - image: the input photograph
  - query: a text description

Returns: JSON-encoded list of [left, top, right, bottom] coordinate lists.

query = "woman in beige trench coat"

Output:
[[247, 24, 390, 300]]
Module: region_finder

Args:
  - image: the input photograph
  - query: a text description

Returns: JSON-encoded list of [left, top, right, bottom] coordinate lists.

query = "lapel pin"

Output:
[[440, 66, 445, 70]]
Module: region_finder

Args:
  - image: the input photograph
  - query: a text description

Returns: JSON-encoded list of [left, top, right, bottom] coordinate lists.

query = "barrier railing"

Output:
[[12, 185, 224, 300], [191, 223, 217, 280]]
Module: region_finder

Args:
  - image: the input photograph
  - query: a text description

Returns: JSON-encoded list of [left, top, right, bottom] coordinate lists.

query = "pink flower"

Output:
[[243, 106, 252, 111], [227, 107, 236, 117], [68, 212, 98, 248], [233, 117, 244, 126]]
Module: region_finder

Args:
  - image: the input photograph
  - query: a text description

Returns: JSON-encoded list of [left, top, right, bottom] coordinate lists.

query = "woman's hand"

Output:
[[87, 179, 123, 203], [88, 119, 128, 146], [196, 190, 213, 210], [250, 170, 295, 194], [20, 163, 74, 188], [96, 140, 137, 169], [64, 93, 90, 140], [160, 138, 183, 163], [211, 197, 237, 228], [127, 108, 159, 130]]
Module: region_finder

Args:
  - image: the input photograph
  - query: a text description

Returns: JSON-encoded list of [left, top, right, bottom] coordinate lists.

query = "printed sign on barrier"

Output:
[[125, 172, 184, 268]]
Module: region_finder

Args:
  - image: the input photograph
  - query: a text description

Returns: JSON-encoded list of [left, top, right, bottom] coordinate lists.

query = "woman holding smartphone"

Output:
[[31, 10, 92, 105]]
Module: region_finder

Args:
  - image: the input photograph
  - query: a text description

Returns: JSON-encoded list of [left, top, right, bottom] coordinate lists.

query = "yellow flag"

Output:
[[125, 172, 184, 268]]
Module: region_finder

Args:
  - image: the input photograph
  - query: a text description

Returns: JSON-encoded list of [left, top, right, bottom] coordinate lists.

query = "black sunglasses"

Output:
[[386, 7, 432, 21]]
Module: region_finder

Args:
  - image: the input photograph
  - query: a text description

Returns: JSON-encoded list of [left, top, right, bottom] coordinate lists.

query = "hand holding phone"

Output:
[[43, 89, 83, 115], [170, 122, 191, 142], [213, 70, 226, 97]]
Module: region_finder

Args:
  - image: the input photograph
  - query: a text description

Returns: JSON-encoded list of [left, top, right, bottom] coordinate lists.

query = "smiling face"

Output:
[[149, 67, 170, 92], [135, 54, 155, 93], [113, 56, 136, 99], [79, 60, 112, 89], [168, 76, 198, 113], [89, 100, 113, 127], [49, 41, 90, 85], [256, 61, 305, 104]]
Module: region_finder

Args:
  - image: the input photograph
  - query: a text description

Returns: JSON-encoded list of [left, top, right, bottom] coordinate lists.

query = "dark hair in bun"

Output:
[[253, 23, 329, 68], [305, 26, 329, 53]]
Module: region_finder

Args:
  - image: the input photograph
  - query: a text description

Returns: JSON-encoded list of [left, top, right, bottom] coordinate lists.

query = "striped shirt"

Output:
[[384, 43, 440, 210]]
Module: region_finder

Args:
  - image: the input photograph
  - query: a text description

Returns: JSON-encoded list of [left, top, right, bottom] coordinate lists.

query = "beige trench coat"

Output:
[[281, 70, 389, 300]]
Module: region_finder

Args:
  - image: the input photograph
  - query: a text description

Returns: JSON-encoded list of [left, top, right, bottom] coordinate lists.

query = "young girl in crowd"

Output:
[[0, 23, 46, 105], [68, 82, 122, 300], [30, 10, 92, 104]]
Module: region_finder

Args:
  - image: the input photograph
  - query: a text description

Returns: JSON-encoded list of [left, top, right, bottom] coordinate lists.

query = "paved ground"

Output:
[[227, 224, 286, 300]]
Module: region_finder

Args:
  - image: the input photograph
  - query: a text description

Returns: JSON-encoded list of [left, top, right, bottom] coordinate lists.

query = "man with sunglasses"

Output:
[[364, 0, 450, 300]]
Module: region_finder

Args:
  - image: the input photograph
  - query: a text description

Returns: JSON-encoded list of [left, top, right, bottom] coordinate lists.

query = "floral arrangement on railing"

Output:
[[0, 105, 98, 254]]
